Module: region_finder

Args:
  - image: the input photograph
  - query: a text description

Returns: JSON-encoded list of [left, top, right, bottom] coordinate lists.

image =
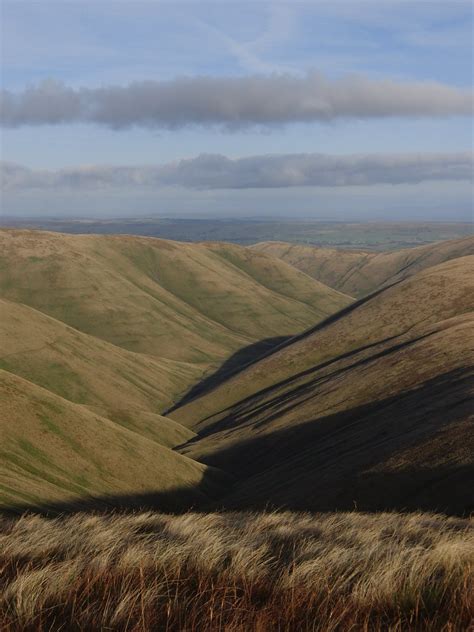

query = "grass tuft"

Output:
[[0, 510, 472, 631]]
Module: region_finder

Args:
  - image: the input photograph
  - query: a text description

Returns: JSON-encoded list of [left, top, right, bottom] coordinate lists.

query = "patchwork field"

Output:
[[2, 217, 472, 250]]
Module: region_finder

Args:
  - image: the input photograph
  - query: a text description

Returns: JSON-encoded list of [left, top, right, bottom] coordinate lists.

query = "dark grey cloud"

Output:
[[1, 72, 472, 129], [2, 152, 472, 190]]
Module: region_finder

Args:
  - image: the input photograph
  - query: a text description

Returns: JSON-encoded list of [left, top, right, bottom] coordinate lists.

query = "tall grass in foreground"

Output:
[[0, 510, 472, 631]]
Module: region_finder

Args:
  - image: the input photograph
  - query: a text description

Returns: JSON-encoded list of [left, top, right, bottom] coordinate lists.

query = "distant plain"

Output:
[[2, 217, 472, 250]]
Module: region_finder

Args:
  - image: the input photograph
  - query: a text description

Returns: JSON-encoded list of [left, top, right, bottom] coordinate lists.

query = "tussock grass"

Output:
[[0, 510, 472, 631]]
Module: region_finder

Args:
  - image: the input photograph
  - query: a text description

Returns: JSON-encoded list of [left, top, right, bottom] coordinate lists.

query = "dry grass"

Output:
[[251, 236, 474, 298], [0, 510, 472, 631]]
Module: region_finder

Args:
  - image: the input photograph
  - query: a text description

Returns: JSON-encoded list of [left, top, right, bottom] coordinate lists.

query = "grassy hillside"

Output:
[[0, 298, 204, 416], [173, 257, 474, 514], [1, 510, 472, 631], [0, 230, 351, 365], [1, 230, 472, 516], [251, 235, 474, 297], [0, 370, 229, 511], [173, 256, 474, 426], [0, 229, 350, 511]]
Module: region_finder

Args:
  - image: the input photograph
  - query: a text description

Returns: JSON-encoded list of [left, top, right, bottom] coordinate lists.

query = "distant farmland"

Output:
[[2, 217, 472, 250]]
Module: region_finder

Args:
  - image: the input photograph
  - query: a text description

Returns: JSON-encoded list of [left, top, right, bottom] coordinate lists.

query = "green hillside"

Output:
[[0, 230, 351, 364], [251, 236, 474, 297], [1, 229, 472, 515], [0, 229, 350, 510], [0, 370, 228, 511]]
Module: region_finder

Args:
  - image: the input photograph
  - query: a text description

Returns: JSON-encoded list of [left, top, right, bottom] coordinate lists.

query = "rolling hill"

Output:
[[1, 229, 472, 515], [251, 236, 474, 297], [0, 370, 229, 511], [173, 256, 474, 514], [0, 229, 349, 510], [0, 230, 350, 365], [0, 298, 204, 417]]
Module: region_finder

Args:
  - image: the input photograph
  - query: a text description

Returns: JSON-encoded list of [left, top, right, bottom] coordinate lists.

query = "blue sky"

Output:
[[1, 1, 473, 218]]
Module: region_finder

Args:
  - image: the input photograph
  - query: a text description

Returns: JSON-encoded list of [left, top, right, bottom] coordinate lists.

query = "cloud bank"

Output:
[[2, 152, 472, 191], [1, 72, 472, 129]]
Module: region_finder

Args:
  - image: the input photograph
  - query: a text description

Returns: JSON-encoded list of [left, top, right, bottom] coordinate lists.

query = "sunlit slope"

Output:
[[0, 371, 228, 511], [251, 236, 474, 297], [0, 298, 204, 418], [173, 256, 474, 428], [0, 230, 351, 364]]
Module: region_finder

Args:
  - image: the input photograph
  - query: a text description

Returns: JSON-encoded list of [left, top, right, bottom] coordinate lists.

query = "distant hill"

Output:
[[3, 217, 472, 250], [251, 236, 474, 297], [0, 230, 350, 366], [173, 256, 474, 514]]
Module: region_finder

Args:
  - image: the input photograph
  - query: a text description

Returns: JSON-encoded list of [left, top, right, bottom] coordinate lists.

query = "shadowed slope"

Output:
[[173, 258, 474, 514], [172, 256, 474, 428], [184, 320, 473, 514], [0, 370, 229, 511], [251, 236, 474, 297]]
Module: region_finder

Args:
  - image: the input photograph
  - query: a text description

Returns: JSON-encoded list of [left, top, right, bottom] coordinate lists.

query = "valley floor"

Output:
[[0, 510, 472, 631]]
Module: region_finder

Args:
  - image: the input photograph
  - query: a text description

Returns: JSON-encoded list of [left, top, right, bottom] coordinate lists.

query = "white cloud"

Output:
[[1, 72, 472, 129], [2, 152, 471, 191]]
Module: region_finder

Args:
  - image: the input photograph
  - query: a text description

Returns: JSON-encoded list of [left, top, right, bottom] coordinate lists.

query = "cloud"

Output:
[[1, 72, 472, 129], [191, 5, 297, 74], [2, 152, 472, 191]]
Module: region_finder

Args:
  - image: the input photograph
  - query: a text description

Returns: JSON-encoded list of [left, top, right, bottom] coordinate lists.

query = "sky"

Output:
[[1, 0, 473, 219]]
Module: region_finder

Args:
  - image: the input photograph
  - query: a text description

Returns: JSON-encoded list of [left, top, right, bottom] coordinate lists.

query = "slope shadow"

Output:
[[168, 281, 402, 416], [166, 336, 291, 412], [183, 329, 432, 437], [186, 368, 474, 517], [0, 468, 234, 518], [6, 370, 471, 518]]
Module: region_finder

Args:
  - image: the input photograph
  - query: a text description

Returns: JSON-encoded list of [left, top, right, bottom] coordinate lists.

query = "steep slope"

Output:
[[0, 230, 351, 366], [0, 229, 351, 511], [251, 236, 474, 297], [0, 298, 203, 417], [173, 257, 474, 514], [0, 370, 229, 511], [173, 256, 474, 427]]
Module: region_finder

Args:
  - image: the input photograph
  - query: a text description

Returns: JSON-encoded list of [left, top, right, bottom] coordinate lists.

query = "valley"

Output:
[[0, 229, 472, 515], [0, 228, 473, 631]]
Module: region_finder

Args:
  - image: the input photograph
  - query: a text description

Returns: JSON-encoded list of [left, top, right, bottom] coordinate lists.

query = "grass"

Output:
[[0, 229, 351, 367], [0, 510, 472, 631], [251, 235, 474, 297], [0, 370, 227, 510]]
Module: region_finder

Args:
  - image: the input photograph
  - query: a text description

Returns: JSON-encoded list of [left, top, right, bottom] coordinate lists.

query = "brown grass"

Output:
[[250, 236, 474, 298], [0, 510, 472, 631]]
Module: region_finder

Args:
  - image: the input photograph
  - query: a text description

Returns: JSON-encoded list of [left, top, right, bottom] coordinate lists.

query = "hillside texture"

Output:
[[0, 229, 348, 510], [174, 257, 474, 514], [251, 236, 474, 297], [1, 230, 472, 515]]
